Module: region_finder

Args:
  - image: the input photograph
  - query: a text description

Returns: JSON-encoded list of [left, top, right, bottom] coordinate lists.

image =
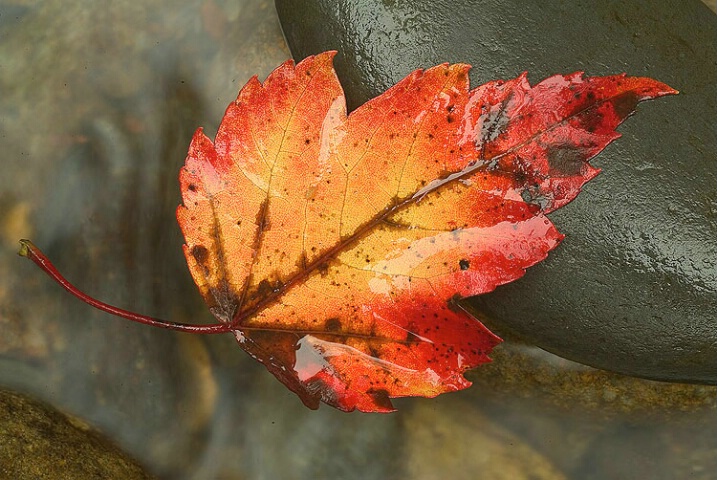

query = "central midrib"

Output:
[[230, 86, 628, 333]]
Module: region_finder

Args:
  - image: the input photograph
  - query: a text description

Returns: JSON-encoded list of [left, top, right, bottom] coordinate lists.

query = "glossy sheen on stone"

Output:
[[275, 0, 717, 383]]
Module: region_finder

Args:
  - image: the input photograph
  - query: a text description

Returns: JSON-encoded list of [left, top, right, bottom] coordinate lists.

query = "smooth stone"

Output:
[[465, 343, 716, 417], [275, 0, 717, 384], [0, 389, 154, 479], [403, 400, 568, 480]]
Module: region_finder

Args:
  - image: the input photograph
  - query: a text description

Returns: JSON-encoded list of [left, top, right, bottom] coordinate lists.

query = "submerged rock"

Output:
[[0, 389, 154, 479], [275, 0, 717, 383]]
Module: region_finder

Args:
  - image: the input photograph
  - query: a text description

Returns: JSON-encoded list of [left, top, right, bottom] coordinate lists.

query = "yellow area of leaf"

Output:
[[177, 52, 519, 324], [174, 52, 675, 411]]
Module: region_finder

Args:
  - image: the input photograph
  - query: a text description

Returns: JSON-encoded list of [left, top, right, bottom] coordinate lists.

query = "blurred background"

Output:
[[1, 1, 715, 478]]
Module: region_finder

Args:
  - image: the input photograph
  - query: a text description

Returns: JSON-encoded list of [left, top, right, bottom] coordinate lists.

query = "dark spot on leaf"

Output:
[[612, 91, 640, 119], [255, 198, 270, 233], [368, 388, 393, 410], [513, 170, 528, 185], [325, 318, 342, 332], [255, 279, 274, 299], [459, 259, 470, 270], [317, 262, 329, 276], [547, 145, 585, 176], [191, 245, 209, 265], [188, 183, 197, 192], [446, 115, 454, 123]]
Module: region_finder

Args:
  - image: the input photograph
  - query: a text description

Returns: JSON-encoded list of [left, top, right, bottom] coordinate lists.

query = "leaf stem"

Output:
[[18, 239, 234, 334]]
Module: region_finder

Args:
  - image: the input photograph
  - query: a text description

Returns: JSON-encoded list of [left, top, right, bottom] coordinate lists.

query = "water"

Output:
[[1, 1, 715, 478]]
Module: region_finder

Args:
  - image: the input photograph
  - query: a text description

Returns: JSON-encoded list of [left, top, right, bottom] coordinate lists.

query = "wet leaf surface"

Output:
[[178, 52, 675, 411]]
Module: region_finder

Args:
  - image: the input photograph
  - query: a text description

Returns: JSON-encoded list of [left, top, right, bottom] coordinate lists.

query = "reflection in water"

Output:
[[0, 1, 714, 479]]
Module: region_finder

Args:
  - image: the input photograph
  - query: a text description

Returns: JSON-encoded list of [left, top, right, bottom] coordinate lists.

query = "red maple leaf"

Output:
[[20, 52, 676, 412]]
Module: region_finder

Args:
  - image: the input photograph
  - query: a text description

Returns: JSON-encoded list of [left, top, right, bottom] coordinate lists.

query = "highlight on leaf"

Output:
[[19, 51, 677, 412]]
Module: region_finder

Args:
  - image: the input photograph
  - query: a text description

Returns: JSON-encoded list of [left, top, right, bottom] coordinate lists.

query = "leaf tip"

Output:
[[296, 50, 338, 70], [662, 84, 679, 96]]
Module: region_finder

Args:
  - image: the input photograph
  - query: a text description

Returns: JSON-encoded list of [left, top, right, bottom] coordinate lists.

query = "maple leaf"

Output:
[[19, 51, 676, 412]]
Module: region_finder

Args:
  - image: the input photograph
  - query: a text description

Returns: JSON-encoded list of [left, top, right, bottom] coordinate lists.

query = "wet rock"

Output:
[[399, 369, 716, 479], [403, 400, 568, 480], [275, 0, 717, 383], [0, 389, 154, 479], [466, 342, 716, 418]]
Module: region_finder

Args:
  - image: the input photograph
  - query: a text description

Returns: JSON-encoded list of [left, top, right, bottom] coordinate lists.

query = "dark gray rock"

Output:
[[275, 0, 717, 383]]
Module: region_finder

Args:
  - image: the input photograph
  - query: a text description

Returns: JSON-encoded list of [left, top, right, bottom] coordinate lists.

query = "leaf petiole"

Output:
[[18, 239, 234, 334]]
